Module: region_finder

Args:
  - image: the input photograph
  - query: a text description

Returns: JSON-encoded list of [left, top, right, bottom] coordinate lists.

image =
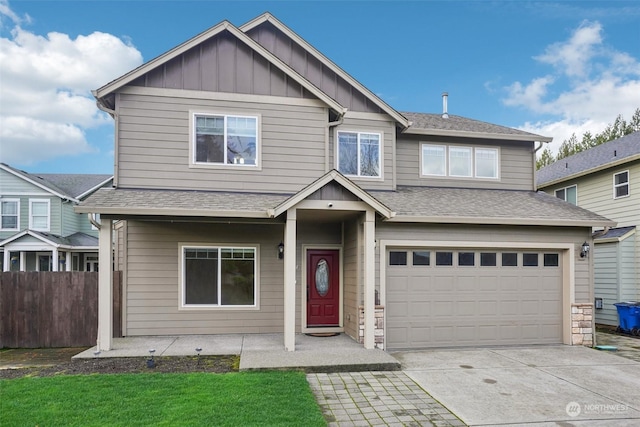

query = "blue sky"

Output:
[[1, 0, 639, 174]]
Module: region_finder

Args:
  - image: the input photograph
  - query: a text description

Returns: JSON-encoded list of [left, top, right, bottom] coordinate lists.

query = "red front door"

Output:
[[307, 249, 340, 327]]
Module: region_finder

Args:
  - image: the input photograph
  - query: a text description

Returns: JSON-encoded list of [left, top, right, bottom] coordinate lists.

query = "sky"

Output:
[[1, 0, 639, 174]]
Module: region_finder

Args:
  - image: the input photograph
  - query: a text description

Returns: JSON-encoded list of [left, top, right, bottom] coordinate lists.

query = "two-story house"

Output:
[[537, 131, 639, 327], [1, 163, 113, 272], [77, 13, 613, 353]]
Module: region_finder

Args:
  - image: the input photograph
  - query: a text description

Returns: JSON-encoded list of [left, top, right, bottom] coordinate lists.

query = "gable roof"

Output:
[[271, 170, 393, 218], [402, 112, 553, 142], [240, 13, 409, 128], [537, 131, 640, 188], [0, 230, 98, 249], [371, 186, 614, 227], [1, 163, 112, 201], [94, 20, 345, 115]]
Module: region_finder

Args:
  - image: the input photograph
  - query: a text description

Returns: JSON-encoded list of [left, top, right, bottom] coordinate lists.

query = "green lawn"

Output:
[[1, 371, 326, 427]]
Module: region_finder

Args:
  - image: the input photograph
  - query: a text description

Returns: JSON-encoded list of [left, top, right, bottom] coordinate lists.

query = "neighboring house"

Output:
[[537, 131, 640, 326], [77, 13, 613, 353], [0, 163, 113, 272]]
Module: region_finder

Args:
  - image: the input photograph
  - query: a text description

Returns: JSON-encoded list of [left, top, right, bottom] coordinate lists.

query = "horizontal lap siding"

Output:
[[375, 223, 591, 302], [124, 220, 285, 336], [396, 137, 534, 190], [116, 93, 327, 193], [594, 243, 619, 325]]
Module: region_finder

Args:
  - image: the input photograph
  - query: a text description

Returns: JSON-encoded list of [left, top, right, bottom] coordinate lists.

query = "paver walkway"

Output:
[[307, 371, 465, 426]]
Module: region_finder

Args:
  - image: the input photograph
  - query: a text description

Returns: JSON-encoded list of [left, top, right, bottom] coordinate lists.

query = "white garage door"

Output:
[[386, 248, 563, 349]]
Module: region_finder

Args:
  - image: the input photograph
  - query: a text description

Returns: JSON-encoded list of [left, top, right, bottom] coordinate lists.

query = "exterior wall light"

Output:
[[580, 241, 590, 258], [278, 242, 284, 259]]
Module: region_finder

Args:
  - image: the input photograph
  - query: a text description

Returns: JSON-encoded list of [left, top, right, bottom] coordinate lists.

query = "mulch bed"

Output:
[[0, 355, 239, 380]]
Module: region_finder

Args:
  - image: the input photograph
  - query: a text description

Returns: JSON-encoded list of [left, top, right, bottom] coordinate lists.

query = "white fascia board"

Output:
[[74, 205, 272, 218], [240, 13, 408, 128], [0, 230, 60, 248], [385, 215, 616, 228], [77, 177, 114, 200], [537, 154, 640, 189], [402, 127, 553, 143], [0, 164, 77, 202]]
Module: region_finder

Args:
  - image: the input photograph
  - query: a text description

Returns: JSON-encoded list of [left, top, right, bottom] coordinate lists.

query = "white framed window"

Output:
[[337, 131, 381, 178], [421, 144, 446, 176], [555, 185, 577, 205], [475, 148, 499, 179], [613, 171, 629, 199], [179, 244, 258, 309], [191, 113, 259, 167], [449, 147, 472, 177], [1, 198, 19, 231], [29, 199, 50, 231], [421, 144, 499, 179]]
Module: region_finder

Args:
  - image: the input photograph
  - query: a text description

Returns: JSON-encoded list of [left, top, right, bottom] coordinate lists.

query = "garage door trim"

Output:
[[379, 239, 576, 346]]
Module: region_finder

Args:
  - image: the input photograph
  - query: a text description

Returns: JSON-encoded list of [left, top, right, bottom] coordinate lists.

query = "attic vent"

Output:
[[442, 92, 449, 119], [565, 162, 568, 168], [614, 150, 617, 157]]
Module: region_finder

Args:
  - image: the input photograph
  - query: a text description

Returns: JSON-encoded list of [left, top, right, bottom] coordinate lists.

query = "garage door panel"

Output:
[[386, 248, 563, 349]]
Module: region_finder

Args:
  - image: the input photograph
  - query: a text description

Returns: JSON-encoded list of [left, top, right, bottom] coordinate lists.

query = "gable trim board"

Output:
[[94, 21, 346, 116], [379, 239, 576, 348], [0, 229, 98, 250], [1, 163, 78, 202], [240, 13, 410, 129]]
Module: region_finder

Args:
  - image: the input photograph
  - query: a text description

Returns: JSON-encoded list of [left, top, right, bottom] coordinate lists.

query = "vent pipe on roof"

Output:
[[442, 92, 449, 118]]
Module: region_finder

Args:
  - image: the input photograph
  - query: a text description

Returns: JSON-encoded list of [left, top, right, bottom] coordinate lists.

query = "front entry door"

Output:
[[307, 249, 340, 327]]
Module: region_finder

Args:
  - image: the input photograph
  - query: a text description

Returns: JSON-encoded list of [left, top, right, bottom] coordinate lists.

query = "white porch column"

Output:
[[52, 248, 59, 272], [97, 219, 113, 351], [65, 252, 72, 271], [19, 251, 25, 271], [2, 251, 8, 272], [363, 209, 376, 349], [283, 208, 297, 351]]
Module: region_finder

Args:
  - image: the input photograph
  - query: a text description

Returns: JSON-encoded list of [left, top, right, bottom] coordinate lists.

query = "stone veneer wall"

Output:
[[358, 306, 384, 350], [571, 303, 594, 347]]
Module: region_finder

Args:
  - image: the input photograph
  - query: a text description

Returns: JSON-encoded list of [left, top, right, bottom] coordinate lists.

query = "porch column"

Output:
[[97, 219, 113, 351], [2, 251, 8, 271], [19, 251, 26, 271], [363, 209, 376, 349], [65, 252, 72, 271], [52, 248, 59, 272], [284, 208, 297, 351]]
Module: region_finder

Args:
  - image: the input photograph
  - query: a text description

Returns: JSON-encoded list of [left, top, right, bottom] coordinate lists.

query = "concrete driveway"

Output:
[[393, 345, 640, 426]]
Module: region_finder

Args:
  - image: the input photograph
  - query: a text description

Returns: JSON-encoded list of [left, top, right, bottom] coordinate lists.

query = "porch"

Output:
[[73, 333, 400, 372]]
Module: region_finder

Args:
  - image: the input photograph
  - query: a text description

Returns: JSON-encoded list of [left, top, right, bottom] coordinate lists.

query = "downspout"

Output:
[[88, 213, 101, 230], [533, 140, 550, 191], [325, 109, 347, 172], [94, 94, 119, 187]]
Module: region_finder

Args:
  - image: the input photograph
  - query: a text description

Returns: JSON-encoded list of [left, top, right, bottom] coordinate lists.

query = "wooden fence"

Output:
[[0, 271, 122, 348]]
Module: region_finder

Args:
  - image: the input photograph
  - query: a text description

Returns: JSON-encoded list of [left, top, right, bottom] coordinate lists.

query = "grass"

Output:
[[1, 371, 326, 427]]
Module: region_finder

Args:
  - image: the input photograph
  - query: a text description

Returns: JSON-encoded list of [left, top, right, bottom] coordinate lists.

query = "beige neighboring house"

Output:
[[537, 131, 640, 327], [77, 13, 613, 353]]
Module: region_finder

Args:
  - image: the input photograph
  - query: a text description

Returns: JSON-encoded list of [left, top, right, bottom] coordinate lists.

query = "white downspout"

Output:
[[325, 110, 346, 172]]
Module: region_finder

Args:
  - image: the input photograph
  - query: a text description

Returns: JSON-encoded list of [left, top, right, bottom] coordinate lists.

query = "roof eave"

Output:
[[537, 154, 640, 189], [77, 177, 114, 200], [0, 163, 78, 202], [402, 127, 553, 142], [74, 205, 272, 219], [385, 215, 616, 228]]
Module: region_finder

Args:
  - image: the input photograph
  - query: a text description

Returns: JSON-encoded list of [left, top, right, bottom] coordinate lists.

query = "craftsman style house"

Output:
[[537, 131, 639, 326], [78, 13, 613, 352], [1, 163, 112, 272]]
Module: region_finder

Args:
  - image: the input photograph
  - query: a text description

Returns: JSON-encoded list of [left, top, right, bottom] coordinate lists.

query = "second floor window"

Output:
[[338, 131, 381, 178], [555, 185, 577, 205], [422, 144, 499, 179], [1, 199, 19, 230], [29, 199, 50, 231], [193, 114, 258, 166], [613, 171, 629, 199]]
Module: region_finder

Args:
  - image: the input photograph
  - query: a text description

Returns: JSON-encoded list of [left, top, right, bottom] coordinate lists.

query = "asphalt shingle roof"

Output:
[[402, 112, 548, 140], [593, 226, 636, 241], [31, 231, 99, 247], [537, 131, 640, 187]]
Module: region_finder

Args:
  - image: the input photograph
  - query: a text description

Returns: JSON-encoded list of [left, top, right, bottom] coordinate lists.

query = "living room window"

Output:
[[181, 245, 257, 308], [613, 171, 629, 199], [1, 199, 19, 231], [338, 131, 381, 178], [192, 113, 258, 167], [555, 185, 577, 205], [29, 199, 50, 231], [422, 144, 499, 179]]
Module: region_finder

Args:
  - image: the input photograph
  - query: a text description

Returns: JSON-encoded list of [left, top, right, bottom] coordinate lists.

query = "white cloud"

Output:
[[502, 20, 640, 153], [0, 0, 143, 166]]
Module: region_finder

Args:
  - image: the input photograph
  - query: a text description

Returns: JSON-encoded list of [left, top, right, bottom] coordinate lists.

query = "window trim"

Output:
[[336, 130, 384, 179], [613, 170, 630, 199], [178, 243, 260, 310], [0, 198, 20, 231], [555, 184, 578, 205], [420, 143, 500, 180], [29, 199, 50, 231], [189, 111, 262, 170]]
